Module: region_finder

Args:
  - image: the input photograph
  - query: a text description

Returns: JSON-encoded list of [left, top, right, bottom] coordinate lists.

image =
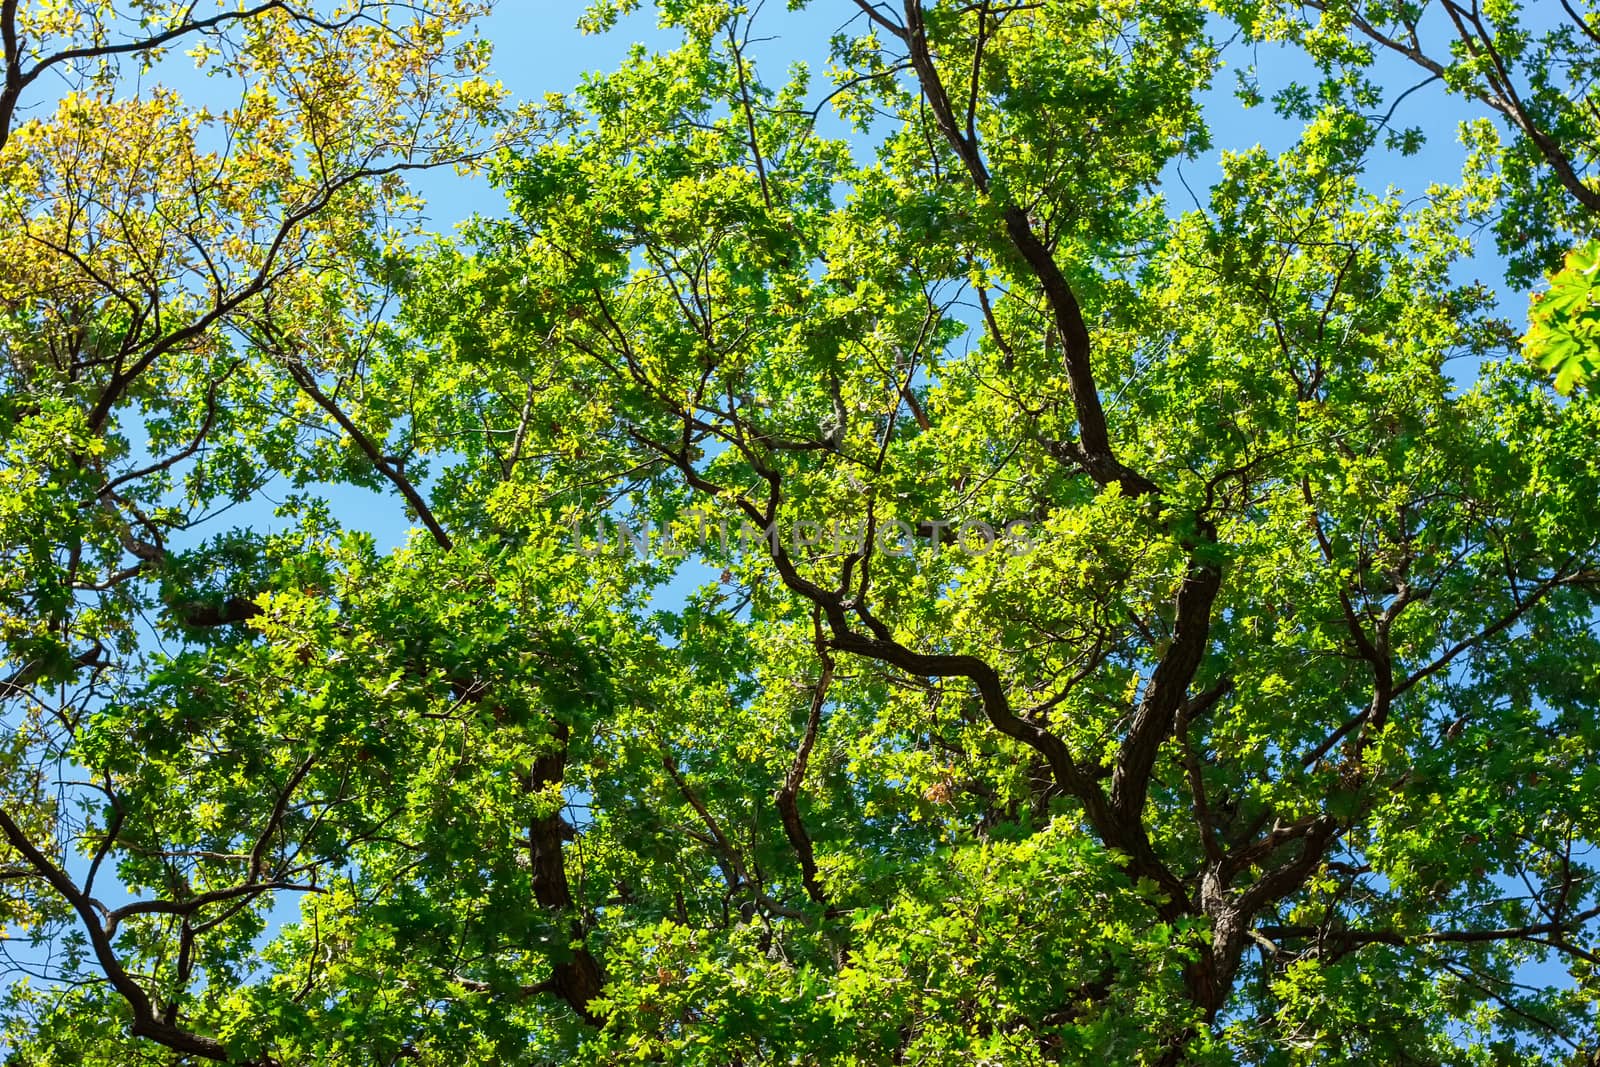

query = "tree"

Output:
[[0, 1, 514, 1061], [3, 0, 1600, 1064]]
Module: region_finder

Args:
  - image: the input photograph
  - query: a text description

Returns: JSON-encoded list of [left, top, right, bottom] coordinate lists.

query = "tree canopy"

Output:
[[4, 0, 1600, 1064]]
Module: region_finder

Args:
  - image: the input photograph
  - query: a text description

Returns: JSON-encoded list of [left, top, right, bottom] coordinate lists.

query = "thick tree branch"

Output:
[[898, 0, 1155, 495], [0, 808, 234, 1062], [524, 720, 607, 1025], [1111, 556, 1222, 821], [774, 619, 833, 905], [625, 423, 1190, 911]]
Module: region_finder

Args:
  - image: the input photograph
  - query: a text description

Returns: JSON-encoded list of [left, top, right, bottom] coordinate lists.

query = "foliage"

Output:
[[2, 1, 1600, 1065], [1526, 239, 1600, 394]]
